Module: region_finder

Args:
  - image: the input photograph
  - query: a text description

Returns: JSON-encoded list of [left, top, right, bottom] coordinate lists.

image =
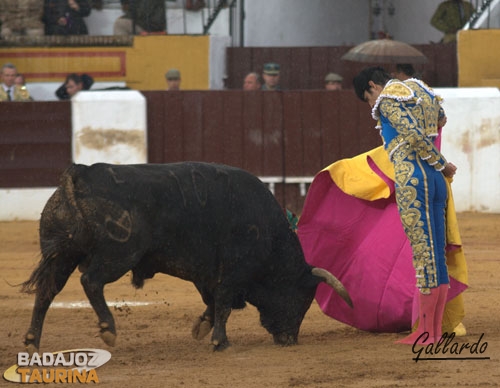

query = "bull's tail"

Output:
[[21, 164, 87, 298], [20, 250, 65, 296], [20, 238, 82, 298]]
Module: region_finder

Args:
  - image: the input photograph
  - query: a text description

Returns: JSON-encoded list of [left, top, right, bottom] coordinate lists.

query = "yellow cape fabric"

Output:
[[323, 146, 393, 200], [322, 146, 468, 333]]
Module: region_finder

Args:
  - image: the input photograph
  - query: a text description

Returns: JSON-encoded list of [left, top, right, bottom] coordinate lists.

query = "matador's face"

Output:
[[363, 81, 383, 108]]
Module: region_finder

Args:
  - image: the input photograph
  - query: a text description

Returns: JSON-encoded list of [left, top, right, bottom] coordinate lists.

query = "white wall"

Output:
[[244, 0, 369, 46], [243, 0, 446, 46], [438, 87, 500, 213], [209, 35, 231, 90], [0, 189, 56, 221]]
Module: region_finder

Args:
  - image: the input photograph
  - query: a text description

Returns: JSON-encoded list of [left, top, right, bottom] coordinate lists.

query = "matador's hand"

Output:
[[438, 115, 447, 128], [443, 162, 457, 178]]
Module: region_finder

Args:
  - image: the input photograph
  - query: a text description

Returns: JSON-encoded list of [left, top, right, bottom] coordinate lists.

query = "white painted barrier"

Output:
[[437, 87, 500, 213], [0, 188, 55, 221], [72, 90, 147, 165], [1, 88, 499, 221]]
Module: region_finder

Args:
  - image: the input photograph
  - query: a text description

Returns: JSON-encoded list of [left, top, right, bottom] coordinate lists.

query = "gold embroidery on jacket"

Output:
[[379, 96, 446, 171], [392, 145, 438, 292]]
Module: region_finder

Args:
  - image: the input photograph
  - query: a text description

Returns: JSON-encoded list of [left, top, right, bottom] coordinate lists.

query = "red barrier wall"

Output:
[[226, 43, 457, 90], [1, 90, 381, 214]]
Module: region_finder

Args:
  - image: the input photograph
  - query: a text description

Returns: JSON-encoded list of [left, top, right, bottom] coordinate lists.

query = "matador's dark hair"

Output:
[[353, 67, 391, 101]]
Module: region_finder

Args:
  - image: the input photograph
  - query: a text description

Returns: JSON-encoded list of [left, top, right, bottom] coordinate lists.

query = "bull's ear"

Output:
[[311, 268, 353, 308]]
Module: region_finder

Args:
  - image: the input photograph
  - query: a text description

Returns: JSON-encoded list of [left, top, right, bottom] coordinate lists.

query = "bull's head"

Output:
[[252, 267, 352, 346]]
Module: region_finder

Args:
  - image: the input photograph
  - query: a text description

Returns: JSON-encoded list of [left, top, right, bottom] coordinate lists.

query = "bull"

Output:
[[22, 162, 352, 353]]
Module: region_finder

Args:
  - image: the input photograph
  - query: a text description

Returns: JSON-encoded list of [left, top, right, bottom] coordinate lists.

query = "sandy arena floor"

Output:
[[1, 213, 499, 387]]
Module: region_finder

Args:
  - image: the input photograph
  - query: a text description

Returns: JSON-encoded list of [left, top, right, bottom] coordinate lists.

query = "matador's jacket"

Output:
[[372, 78, 449, 294], [0, 85, 32, 101]]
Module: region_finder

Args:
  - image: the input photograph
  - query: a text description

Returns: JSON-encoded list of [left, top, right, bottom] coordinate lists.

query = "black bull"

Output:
[[22, 162, 352, 353]]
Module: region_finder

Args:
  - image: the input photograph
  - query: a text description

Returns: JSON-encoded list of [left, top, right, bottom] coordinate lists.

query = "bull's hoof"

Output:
[[192, 316, 213, 340], [100, 330, 116, 346], [273, 333, 298, 346], [25, 343, 38, 357], [211, 339, 230, 351], [25, 333, 35, 341]]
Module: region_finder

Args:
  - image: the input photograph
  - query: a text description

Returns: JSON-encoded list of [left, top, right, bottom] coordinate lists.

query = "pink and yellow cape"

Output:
[[297, 146, 468, 333]]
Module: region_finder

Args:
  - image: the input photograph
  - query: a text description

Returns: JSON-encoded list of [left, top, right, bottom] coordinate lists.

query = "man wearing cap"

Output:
[[261, 63, 281, 91], [165, 69, 181, 91], [324, 72, 343, 91]]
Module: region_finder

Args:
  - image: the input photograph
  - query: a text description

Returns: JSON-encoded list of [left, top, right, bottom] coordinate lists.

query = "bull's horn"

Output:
[[312, 268, 353, 308]]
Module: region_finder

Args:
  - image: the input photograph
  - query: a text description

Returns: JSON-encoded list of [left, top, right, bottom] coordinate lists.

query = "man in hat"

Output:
[[165, 69, 181, 91], [324, 72, 343, 91], [261, 63, 281, 91]]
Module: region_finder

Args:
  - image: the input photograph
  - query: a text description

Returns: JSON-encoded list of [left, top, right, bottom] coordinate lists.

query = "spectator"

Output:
[[113, 0, 144, 35], [42, 0, 91, 36], [15, 74, 27, 87], [324, 73, 343, 90], [0, 0, 44, 38], [14, 73, 34, 100], [165, 69, 181, 91], [129, 0, 166, 34], [243, 72, 262, 91], [0, 63, 32, 102], [431, 0, 475, 43], [261, 63, 281, 91], [56, 73, 93, 100], [392, 64, 417, 81]]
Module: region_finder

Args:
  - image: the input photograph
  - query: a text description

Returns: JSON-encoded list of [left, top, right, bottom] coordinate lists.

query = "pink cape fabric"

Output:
[[297, 152, 467, 333]]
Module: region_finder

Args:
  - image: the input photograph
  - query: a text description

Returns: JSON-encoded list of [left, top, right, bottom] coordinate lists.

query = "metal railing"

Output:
[[465, 0, 500, 29], [259, 177, 315, 197], [98, 0, 241, 41]]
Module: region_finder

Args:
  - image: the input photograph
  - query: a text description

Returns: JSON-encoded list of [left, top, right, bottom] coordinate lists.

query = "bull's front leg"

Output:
[[192, 305, 214, 340], [80, 250, 142, 347]]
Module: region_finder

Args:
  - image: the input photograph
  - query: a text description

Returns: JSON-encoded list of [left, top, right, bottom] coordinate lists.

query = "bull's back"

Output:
[[63, 162, 289, 248], [80, 162, 279, 217]]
